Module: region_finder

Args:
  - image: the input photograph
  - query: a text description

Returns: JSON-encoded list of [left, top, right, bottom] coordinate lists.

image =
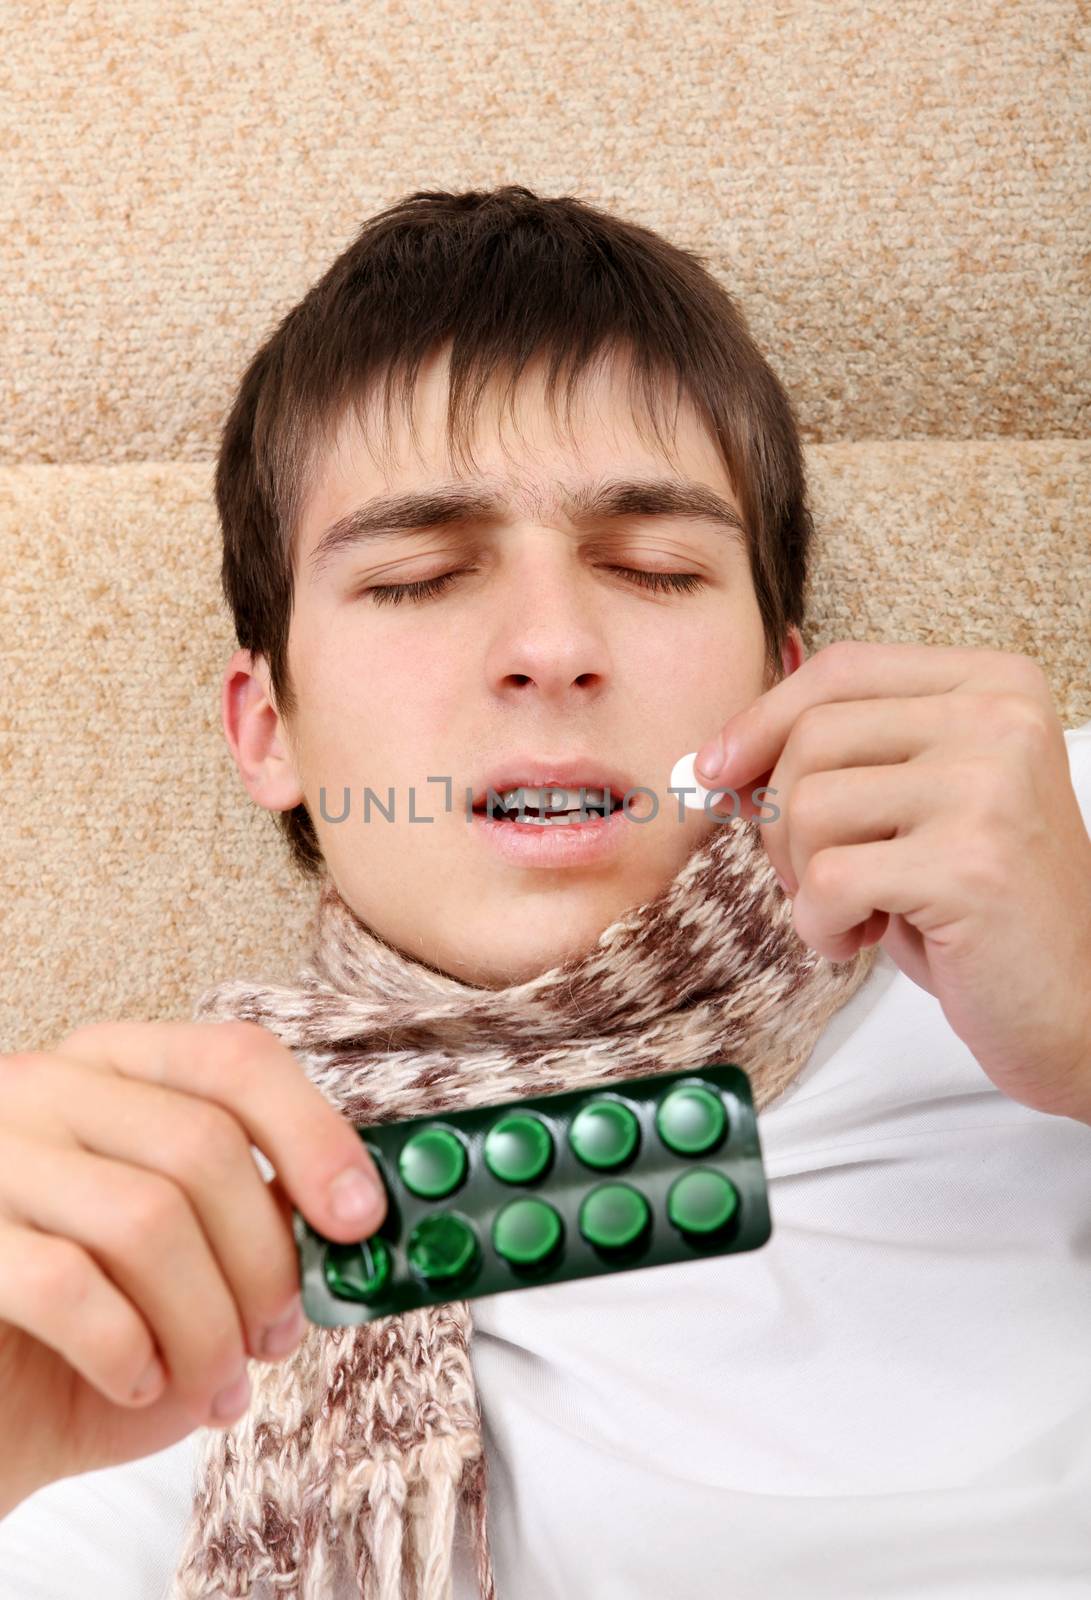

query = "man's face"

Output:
[[225, 343, 803, 986]]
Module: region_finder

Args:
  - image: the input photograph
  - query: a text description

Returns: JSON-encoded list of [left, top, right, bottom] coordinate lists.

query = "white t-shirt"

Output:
[[4, 723, 1090, 1600]]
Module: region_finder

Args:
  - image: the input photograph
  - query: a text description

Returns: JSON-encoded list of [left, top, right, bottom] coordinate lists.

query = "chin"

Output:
[[437, 918, 607, 989]]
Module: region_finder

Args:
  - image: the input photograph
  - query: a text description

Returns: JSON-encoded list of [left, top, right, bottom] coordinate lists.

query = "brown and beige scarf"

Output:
[[169, 814, 878, 1600]]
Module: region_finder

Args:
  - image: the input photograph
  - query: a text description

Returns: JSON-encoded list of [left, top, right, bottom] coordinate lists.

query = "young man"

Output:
[[1, 186, 1089, 1598]]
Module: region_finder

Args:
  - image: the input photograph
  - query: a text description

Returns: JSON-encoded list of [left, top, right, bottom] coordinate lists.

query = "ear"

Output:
[[220, 648, 306, 812], [780, 626, 806, 679]]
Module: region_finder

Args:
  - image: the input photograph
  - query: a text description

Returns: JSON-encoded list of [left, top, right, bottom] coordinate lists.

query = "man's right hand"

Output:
[[0, 1019, 388, 1516]]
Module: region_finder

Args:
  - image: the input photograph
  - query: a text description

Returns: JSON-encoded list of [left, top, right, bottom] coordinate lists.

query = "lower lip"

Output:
[[470, 805, 634, 867]]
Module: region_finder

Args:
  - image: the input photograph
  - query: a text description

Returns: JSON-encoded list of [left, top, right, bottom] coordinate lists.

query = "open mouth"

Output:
[[471, 784, 625, 825]]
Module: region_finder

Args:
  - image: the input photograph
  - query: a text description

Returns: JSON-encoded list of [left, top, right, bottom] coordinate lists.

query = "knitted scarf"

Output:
[[169, 814, 878, 1600]]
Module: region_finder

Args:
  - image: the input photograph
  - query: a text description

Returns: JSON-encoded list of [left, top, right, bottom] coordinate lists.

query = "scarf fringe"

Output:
[[332, 1431, 494, 1600], [172, 1428, 494, 1600], [354, 1455, 406, 1600]]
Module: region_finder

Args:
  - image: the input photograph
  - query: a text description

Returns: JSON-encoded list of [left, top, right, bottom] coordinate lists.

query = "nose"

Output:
[[483, 534, 611, 706]]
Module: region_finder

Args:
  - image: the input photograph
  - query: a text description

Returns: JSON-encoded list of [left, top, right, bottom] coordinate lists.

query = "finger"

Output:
[[703, 767, 777, 822], [795, 905, 891, 962], [696, 641, 1010, 789], [52, 1020, 387, 1242], [790, 835, 939, 961], [0, 1133, 253, 1426], [765, 760, 941, 894], [0, 1216, 171, 1410], [11, 1054, 305, 1364]]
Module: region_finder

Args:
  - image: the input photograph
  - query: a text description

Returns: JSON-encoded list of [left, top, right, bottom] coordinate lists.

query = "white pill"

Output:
[[669, 751, 717, 811]]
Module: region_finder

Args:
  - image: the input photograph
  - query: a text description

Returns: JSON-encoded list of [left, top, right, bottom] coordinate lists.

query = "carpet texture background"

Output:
[[1, 0, 1088, 1051]]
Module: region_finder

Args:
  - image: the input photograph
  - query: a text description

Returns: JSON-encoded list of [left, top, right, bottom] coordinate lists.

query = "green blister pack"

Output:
[[295, 1061, 773, 1327]]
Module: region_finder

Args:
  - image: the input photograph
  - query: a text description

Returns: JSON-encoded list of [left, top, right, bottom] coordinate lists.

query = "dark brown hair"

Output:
[[215, 185, 814, 879]]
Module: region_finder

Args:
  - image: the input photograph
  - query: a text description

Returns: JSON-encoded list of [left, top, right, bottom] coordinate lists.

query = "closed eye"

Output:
[[361, 566, 707, 607], [616, 567, 705, 595]]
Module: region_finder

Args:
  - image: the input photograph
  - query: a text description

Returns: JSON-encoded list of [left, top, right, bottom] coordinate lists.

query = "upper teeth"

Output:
[[497, 786, 608, 809]]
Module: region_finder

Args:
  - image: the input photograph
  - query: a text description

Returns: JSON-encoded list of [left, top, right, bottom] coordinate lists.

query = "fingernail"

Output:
[[131, 1355, 166, 1402], [261, 1294, 306, 1358], [329, 1166, 383, 1224], [212, 1367, 252, 1421], [695, 735, 725, 782]]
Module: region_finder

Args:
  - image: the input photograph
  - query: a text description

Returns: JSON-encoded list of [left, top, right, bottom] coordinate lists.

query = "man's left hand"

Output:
[[695, 642, 1091, 1124]]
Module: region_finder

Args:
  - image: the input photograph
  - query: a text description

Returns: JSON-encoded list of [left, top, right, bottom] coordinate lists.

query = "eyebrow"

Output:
[[304, 476, 749, 581]]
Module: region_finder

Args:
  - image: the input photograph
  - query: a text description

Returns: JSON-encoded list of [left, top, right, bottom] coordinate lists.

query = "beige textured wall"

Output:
[[2, 0, 1087, 457], [1, 1, 1088, 1052]]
